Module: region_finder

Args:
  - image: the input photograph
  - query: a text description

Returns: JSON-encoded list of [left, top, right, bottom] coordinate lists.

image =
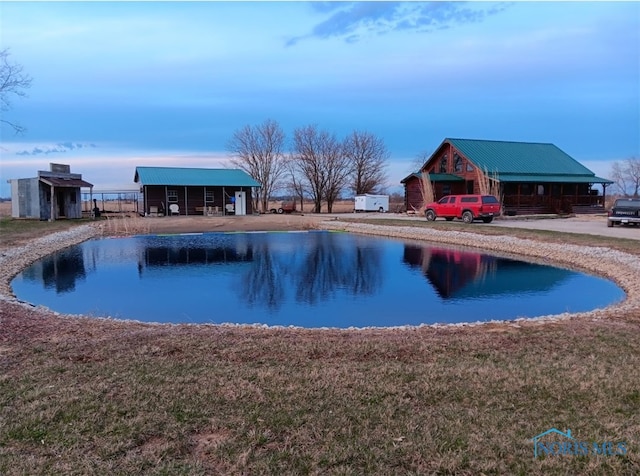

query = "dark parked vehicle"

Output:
[[607, 198, 640, 227]]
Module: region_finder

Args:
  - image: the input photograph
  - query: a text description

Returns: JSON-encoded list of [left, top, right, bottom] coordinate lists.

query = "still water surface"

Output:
[[11, 231, 625, 328]]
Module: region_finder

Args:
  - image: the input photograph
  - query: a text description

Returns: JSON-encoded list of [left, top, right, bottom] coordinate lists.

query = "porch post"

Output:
[[50, 185, 55, 221]]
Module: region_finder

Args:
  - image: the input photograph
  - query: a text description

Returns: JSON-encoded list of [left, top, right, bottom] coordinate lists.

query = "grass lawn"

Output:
[[1, 218, 639, 475], [0, 217, 92, 248]]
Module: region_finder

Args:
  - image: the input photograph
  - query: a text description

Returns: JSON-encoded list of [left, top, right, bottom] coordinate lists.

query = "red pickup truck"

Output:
[[424, 194, 501, 224]]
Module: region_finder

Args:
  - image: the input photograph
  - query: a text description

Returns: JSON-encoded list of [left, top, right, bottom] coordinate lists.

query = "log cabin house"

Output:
[[401, 138, 613, 215]]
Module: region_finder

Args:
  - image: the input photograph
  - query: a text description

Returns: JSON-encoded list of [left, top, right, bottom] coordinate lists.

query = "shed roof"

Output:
[[134, 167, 261, 187], [39, 177, 93, 188]]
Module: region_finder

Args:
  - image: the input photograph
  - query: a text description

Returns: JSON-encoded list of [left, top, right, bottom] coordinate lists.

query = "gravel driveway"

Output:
[[341, 212, 640, 241], [491, 215, 640, 240]]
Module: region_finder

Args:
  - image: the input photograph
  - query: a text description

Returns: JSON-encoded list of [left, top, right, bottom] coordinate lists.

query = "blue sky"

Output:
[[1, 1, 638, 197]]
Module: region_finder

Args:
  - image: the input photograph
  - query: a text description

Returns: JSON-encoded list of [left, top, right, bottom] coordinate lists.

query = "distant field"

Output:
[[0, 201, 11, 218], [268, 198, 405, 214], [0, 198, 405, 219]]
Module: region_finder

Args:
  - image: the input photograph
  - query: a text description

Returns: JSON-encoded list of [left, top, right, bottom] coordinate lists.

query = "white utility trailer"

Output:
[[354, 194, 389, 213]]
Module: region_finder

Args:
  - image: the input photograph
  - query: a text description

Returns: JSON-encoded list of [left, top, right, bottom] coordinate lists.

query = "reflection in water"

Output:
[[11, 232, 624, 327], [293, 232, 382, 305], [140, 245, 254, 268], [135, 232, 382, 310], [242, 240, 287, 309], [20, 247, 87, 294], [402, 244, 571, 300]]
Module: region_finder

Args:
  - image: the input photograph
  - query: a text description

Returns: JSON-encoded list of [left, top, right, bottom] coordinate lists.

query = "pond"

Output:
[[11, 231, 625, 328]]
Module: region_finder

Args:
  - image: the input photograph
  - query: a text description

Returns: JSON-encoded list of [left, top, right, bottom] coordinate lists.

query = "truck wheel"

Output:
[[378, 207, 384, 213], [607, 219, 614, 228], [482, 217, 493, 224], [270, 209, 277, 214], [277, 208, 284, 214], [462, 211, 474, 224], [425, 210, 436, 222]]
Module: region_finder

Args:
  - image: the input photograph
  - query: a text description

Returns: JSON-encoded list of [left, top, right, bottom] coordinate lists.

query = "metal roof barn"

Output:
[[134, 166, 261, 217]]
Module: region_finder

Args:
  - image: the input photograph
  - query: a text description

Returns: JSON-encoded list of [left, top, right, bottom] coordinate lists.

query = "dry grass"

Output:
[[2, 306, 639, 475], [0, 217, 91, 248], [0, 201, 11, 218], [476, 166, 501, 198], [102, 214, 151, 236], [417, 171, 435, 212], [1, 214, 639, 474]]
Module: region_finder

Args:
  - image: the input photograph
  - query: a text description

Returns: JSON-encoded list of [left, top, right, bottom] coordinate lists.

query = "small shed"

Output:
[[134, 166, 261, 216], [8, 163, 93, 220]]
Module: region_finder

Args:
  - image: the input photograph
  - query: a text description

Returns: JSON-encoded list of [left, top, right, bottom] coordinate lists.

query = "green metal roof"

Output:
[[134, 167, 261, 187], [497, 174, 613, 184], [425, 173, 465, 182], [446, 138, 597, 176], [400, 172, 464, 183]]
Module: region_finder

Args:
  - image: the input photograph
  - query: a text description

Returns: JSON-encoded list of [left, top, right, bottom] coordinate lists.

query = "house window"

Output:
[[453, 154, 463, 173], [70, 191, 77, 204], [466, 163, 474, 172], [439, 155, 448, 173], [537, 185, 545, 195], [167, 190, 178, 202]]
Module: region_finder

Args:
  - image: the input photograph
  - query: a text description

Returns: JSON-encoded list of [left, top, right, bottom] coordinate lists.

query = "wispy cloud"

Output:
[[15, 142, 97, 156], [286, 1, 512, 46]]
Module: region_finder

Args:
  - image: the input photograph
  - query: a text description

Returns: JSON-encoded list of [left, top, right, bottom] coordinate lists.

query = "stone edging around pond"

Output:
[[1, 221, 638, 328], [0, 223, 103, 302], [319, 221, 640, 325]]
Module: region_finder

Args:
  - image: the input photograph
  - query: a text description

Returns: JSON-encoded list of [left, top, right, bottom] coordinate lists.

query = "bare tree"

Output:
[[409, 150, 431, 174], [284, 153, 307, 212], [227, 119, 287, 213], [321, 134, 350, 213], [343, 131, 389, 195], [292, 125, 329, 213], [0, 48, 32, 134], [610, 157, 640, 197], [292, 125, 353, 213]]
